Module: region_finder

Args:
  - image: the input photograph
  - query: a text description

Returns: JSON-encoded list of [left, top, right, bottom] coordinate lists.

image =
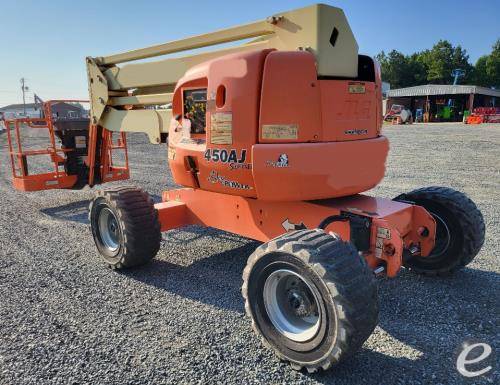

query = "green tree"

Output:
[[376, 50, 415, 88], [485, 39, 500, 87], [472, 40, 500, 87], [376, 40, 483, 88], [473, 55, 490, 86], [420, 40, 472, 84], [407, 53, 427, 85]]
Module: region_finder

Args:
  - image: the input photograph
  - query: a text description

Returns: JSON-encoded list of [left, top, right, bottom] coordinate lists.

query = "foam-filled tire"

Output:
[[242, 229, 378, 372], [394, 186, 485, 275], [89, 186, 161, 269]]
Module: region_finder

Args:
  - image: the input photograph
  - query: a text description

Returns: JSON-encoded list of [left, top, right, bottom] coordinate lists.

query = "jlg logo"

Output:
[[204, 149, 247, 164]]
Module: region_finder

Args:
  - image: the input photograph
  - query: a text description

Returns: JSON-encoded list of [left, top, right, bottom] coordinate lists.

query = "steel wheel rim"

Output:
[[263, 269, 321, 342], [98, 207, 120, 252]]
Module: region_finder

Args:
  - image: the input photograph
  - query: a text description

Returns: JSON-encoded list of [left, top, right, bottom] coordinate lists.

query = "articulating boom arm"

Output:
[[86, 4, 358, 143]]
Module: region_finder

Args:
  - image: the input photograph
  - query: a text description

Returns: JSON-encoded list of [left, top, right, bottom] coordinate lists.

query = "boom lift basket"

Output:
[[3, 100, 130, 191]]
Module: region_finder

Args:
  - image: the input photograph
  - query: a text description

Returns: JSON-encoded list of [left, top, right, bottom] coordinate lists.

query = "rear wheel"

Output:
[[242, 229, 378, 372], [394, 186, 485, 275], [89, 186, 161, 269]]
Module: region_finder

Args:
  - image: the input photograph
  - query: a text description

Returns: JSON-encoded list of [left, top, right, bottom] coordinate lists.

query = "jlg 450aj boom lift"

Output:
[[86, 4, 485, 372]]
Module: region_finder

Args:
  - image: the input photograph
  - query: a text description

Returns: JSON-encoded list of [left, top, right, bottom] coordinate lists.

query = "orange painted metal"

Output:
[[259, 51, 322, 143], [167, 49, 389, 201], [3, 101, 85, 191], [88, 124, 130, 187], [98, 129, 130, 184], [251, 137, 388, 201], [3, 100, 130, 191], [258, 51, 381, 143], [466, 115, 483, 124], [87, 124, 98, 187], [11, 173, 78, 191], [319, 80, 378, 141], [155, 200, 188, 232], [155, 188, 436, 277], [168, 50, 270, 196], [374, 59, 383, 135], [158, 48, 438, 276]]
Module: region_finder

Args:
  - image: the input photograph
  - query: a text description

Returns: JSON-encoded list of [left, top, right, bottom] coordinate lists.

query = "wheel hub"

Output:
[[263, 269, 321, 342], [98, 207, 120, 252], [287, 288, 315, 318], [109, 220, 118, 237]]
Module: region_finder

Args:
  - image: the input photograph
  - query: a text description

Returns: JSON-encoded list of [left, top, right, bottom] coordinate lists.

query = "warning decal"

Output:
[[210, 112, 233, 145], [261, 124, 298, 140], [75, 136, 86, 149]]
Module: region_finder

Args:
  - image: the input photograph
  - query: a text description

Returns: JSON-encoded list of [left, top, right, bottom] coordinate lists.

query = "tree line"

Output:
[[376, 39, 499, 89]]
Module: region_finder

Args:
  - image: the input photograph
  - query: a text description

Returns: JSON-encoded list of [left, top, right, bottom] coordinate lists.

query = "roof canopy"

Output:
[[0, 102, 83, 111], [387, 84, 500, 98]]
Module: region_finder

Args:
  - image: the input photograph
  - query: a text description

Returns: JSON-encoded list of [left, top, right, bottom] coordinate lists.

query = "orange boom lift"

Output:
[[6, 4, 485, 373]]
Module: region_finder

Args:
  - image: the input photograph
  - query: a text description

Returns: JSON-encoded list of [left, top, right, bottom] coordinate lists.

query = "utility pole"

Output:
[[20, 78, 29, 116]]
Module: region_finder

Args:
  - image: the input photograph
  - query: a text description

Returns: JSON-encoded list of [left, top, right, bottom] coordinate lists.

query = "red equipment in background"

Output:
[[383, 104, 413, 124], [466, 107, 500, 124], [3, 100, 129, 191]]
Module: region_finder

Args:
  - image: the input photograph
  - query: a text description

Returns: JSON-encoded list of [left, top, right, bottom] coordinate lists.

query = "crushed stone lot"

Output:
[[0, 123, 498, 384]]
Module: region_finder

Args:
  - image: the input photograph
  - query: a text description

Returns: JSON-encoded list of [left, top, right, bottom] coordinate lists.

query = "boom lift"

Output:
[[12, 4, 484, 372]]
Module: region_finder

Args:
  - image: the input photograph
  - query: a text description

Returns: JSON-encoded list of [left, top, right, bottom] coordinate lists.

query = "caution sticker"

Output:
[[262, 124, 298, 140], [210, 112, 233, 145]]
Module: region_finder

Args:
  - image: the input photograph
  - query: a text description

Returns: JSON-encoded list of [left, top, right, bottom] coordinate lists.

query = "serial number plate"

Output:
[[348, 82, 366, 94]]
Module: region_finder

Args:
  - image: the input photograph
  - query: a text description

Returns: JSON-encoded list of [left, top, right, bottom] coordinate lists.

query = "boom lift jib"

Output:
[[86, 4, 358, 144]]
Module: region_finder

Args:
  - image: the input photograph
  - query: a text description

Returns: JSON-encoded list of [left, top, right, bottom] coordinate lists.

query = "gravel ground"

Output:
[[0, 123, 498, 384]]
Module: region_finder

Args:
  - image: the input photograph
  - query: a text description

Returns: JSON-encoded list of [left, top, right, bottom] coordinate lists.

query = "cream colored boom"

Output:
[[86, 4, 358, 143]]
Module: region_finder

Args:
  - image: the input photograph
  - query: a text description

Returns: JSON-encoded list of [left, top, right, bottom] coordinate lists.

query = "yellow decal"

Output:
[[210, 112, 233, 145], [348, 82, 366, 94], [262, 124, 299, 140], [168, 146, 176, 160], [74, 136, 86, 149]]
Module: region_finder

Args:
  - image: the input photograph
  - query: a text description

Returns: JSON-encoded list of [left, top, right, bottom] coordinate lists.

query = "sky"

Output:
[[0, 0, 499, 106]]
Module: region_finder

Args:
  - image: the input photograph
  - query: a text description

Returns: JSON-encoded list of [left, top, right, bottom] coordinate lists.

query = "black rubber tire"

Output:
[[89, 186, 161, 269], [394, 186, 485, 276], [242, 229, 378, 372]]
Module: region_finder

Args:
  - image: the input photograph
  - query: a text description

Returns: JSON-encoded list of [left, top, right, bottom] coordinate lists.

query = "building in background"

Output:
[[386, 85, 498, 122], [382, 82, 391, 98], [0, 102, 87, 119], [0, 103, 40, 119]]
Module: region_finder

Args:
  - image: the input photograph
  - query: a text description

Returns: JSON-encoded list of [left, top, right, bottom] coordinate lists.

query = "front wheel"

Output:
[[89, 186, 161, 269], [394, 186, 485, 275], [242, 229, 378, 372]]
